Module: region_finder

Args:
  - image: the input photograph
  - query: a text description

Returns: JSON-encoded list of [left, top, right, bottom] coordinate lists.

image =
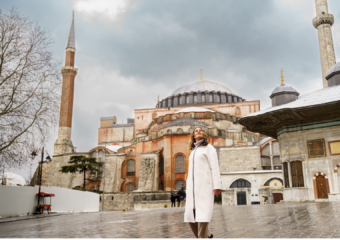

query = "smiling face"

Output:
[[194, 127, 204, 142]]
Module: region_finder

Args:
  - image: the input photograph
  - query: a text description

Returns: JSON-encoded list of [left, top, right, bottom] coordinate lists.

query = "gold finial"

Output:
[[73, 11, 74, 20], [200, 69, 203, 81], [280, 68, 285, 85]]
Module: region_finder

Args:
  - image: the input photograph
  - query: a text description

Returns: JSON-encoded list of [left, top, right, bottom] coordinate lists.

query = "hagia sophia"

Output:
[[32, 0, 340, 208]]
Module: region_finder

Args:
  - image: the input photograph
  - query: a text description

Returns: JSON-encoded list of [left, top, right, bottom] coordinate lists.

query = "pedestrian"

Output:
[[177, 186, 186, 207], [171, 190, 177, 208], [184, 127, 221, 238]]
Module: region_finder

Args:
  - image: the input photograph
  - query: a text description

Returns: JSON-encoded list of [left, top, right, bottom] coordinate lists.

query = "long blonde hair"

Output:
[[188, 126, 208, 150]]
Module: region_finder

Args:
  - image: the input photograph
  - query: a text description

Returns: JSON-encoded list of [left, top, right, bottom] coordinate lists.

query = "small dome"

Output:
[[327, 62, 340, 76], [1, 172, 27, 186], [175, 107, 215, 113], [271, 84, 298, 95], [171, 80, 234, 96]]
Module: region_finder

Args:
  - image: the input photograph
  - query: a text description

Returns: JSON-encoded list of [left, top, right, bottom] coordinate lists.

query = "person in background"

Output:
[[171, 190, 177, 208], [184, 127, 221, 238], [177, 186, 186, 207]]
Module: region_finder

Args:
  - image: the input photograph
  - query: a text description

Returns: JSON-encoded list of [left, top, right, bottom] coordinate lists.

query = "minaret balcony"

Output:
[[313, 14, 334, 28]]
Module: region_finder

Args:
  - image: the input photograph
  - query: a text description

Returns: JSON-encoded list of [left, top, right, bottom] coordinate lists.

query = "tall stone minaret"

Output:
[[54, 13, 78, 155], [313, 0, 336, 88]]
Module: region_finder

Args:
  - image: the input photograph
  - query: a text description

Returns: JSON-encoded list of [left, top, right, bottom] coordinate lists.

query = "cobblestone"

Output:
[[1, 202, 340, 238]]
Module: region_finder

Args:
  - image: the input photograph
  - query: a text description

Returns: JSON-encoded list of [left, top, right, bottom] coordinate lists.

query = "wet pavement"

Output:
[[1, 202, 340, 238]]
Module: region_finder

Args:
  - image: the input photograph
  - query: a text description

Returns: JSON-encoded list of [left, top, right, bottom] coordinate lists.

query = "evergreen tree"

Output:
[[59, 156, 102, 190]]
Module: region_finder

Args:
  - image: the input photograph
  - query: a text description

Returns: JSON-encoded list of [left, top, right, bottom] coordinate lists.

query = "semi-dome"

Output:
[[171, 80, 234, 96], [157, 79, 244, 108]]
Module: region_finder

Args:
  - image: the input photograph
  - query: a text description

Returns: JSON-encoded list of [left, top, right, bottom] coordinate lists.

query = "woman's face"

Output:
[[194, 127, 204, 141]]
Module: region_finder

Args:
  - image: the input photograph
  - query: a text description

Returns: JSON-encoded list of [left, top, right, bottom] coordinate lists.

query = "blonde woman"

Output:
[[184, 126, 221, 238]]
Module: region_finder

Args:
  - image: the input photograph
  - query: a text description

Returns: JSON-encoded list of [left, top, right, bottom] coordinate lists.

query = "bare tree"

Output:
[[0, 8, 61, 168]]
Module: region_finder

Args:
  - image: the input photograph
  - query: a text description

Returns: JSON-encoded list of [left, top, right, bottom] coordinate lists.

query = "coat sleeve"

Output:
[[207, 144, 222, 190]]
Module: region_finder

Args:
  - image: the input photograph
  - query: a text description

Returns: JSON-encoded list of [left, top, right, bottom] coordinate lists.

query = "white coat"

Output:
[[184, 143, 221, 223]]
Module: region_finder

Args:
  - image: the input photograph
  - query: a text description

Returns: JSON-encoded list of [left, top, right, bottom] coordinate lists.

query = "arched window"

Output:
[[179, 95, 182, 105], [175, 154, 185, 173], [188, 127, 194, 134], [202, 94, 206, 103], [167, 129, 171, 134], [160, 131, 163, 136], [175, 180, 185, 190], [129, 150, 133, 156], [168, 98, 172, 107], [194, 94, 197, 103], [127, 160, 135, 176], [209, 93, 213, 103], [217, 94, 221, 103], [159, 182, 164, 191], [186, 95, 189, 104], [230, 179, 251, 188], [177, 128, 183, 134], [159, 156, 164, 176], [126, 183, 135, 192]]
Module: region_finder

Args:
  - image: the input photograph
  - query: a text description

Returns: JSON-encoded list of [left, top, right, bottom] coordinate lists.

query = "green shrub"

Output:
[[164, 204, 167, 208], [123, 209, 126, 212]]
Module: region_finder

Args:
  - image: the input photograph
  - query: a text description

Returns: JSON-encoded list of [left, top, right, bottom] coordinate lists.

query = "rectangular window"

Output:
[[209, 94, 213, 102], [202, 94, 205, 103], [291, 161, 304, 187], [179, 96, 182, 104], [194, 95, 197, 103], [283, 162, 289, 188]]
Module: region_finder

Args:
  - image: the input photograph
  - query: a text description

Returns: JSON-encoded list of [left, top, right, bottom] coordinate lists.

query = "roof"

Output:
[[171, 80, 235, 96], [175, 107, 215, 113], [247, 85, 340, 117], [258, 137, 273, 146], [239, 85, 340, 138], [66, 17, 75, 49], [106, 145, 122, 152], [161, 118, 208, 129]]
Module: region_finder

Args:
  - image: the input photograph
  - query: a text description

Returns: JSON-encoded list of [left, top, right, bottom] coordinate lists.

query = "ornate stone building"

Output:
[[39, 13, 283, 208]]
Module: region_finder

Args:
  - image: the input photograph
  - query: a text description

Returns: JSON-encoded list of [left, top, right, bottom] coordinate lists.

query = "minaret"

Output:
[[54, 13, 78, 155], [313, 0, 336, 88]]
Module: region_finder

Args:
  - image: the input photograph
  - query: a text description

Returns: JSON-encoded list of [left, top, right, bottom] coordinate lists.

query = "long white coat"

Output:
[[184, 143, 221, 223]]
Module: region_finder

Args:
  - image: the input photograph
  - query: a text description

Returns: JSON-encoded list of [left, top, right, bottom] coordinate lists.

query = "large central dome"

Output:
[[171, 80, 234, 96], [157, 79, 244, 108]]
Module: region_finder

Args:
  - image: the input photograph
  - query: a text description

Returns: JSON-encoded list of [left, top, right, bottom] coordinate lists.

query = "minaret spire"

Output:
[[280, 68, 285, 85], [200, 69, 203, 81], [54, 13, 78, 155], [66, 12, 75, 49], [313, 0, 336, 88]]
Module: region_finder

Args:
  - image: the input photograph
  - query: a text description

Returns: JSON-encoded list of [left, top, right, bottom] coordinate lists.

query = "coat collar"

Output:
[[191, 140, 208, 150]]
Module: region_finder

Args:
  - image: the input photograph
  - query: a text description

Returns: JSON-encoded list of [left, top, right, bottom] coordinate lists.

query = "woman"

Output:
[[184, 127, 221, 238]]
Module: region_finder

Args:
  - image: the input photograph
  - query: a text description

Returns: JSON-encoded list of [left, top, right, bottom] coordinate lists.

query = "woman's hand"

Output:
[[214, 189, 221, 197]]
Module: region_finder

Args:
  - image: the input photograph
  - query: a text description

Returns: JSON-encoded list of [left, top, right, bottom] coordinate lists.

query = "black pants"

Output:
[[171, 201, 176, 207]]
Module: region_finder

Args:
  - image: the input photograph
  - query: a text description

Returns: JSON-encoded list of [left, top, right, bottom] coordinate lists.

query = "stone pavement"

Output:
[[1, 202, 340, 238]]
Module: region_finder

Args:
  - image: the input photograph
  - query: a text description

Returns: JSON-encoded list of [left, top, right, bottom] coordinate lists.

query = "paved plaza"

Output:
[[1, 202, 340, 238]]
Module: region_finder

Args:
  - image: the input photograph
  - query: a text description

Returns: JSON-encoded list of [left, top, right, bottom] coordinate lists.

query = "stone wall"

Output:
[[138, 152, 159, 191], [99, 154, 125, 192], [44, 152, 89, 189], [218, 146, 261, 173], [101, 191, 171, 211]]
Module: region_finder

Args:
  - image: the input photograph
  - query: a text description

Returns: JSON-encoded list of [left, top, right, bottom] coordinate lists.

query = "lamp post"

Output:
[[101, 141, 110, 211]]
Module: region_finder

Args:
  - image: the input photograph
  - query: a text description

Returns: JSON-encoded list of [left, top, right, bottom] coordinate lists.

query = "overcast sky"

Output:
[[2, 0, 340, 179]]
